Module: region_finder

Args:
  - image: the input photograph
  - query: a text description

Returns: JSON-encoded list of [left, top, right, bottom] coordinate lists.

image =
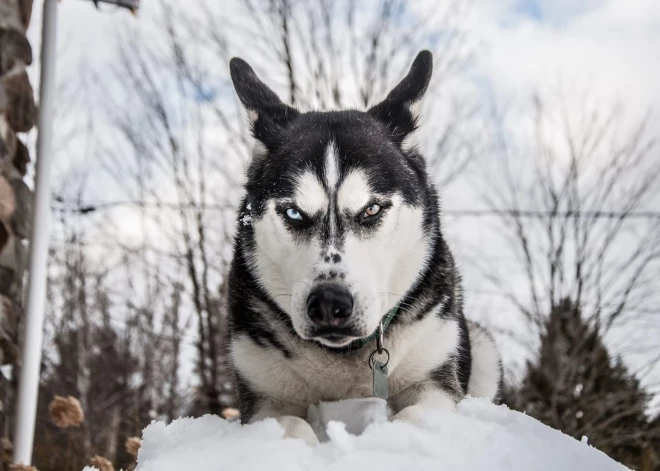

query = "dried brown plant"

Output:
[[125, 437, 141, 457], [89, 455, 114, 471], [48, 395, 84, 428]]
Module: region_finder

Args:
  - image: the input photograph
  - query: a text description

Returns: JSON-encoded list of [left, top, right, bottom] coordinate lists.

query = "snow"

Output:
[[307, 397, 391, 442], [240, 213, 252, 226], [124, 398, 627, 471]]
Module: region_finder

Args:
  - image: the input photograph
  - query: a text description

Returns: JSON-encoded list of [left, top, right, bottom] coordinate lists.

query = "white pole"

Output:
[[13, 0, 59, 464]]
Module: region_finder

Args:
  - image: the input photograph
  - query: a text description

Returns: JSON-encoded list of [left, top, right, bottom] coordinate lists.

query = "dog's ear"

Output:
[[368, 50, 433, 145], [230, 57, 299, 148]]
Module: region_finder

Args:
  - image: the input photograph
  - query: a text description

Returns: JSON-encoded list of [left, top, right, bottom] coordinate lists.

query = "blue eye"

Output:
[[285, 208, 303, 221]]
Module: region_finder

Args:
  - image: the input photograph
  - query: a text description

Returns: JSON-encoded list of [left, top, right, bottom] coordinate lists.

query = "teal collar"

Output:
[[349, 304, 399, 350]]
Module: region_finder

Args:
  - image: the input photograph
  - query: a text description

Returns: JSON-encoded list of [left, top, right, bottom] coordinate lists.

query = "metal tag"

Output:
[[373, 360, 388, 400]]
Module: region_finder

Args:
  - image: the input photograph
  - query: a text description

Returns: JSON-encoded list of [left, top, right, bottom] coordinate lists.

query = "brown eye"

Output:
[[364, 204, 381, 218]]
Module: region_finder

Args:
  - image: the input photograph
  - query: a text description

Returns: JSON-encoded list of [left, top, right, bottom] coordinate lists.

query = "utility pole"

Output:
[[13, 0, 58, 464], [12, 0, 139, 464]]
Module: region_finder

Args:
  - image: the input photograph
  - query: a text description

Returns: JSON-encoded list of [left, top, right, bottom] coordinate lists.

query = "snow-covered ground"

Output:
[[90, 398, 628, 470]]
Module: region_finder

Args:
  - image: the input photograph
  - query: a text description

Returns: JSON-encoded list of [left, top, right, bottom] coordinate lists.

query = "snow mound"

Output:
[[133, 398, 626, 471]]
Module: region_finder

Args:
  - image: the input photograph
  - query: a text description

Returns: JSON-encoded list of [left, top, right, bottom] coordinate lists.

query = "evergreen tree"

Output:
[[505, 299, 660, 470]]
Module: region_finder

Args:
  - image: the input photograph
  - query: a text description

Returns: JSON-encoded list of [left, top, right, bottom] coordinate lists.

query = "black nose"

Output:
[[307, 284, 354, 327]]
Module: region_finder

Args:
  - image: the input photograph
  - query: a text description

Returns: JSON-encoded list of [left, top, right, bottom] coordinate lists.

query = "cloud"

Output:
[[468, 0, 660, 115]]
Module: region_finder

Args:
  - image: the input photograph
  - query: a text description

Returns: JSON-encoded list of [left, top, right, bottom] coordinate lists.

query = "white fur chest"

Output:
[[231, 314, 459, 411]]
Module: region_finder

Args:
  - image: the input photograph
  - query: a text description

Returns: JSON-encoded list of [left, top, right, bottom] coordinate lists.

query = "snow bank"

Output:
[[132, 398, 626, 471]]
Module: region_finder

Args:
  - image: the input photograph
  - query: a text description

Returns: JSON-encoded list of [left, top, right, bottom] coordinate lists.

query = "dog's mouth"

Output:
[[309, 326, 362, 348]]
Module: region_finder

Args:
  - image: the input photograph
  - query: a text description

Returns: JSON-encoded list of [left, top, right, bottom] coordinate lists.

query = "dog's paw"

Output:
[[276, 415, 320, 447]]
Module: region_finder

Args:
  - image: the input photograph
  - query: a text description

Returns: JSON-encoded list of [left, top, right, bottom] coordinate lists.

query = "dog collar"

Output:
[[349, 304, 399, 350]]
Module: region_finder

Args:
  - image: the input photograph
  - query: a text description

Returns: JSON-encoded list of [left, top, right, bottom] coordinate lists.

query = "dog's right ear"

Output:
[[230, 58, 299, 148]]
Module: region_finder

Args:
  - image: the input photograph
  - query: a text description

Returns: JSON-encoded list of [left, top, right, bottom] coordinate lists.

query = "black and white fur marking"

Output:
[[227, 51, 502, 442]]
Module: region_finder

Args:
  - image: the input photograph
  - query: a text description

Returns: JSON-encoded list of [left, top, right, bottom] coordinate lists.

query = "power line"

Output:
[[51, 198, 235, 213], [51, 199, 660, 220], [443, 209, 660, 220], [78, 0, 139, 12]]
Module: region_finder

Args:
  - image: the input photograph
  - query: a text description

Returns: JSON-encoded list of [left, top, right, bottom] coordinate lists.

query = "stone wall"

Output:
[[0, 0, 34, 455]]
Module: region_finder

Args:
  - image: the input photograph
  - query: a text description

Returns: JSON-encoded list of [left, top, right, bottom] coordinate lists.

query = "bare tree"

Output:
[[476, 89, 660, 331], [67, 0, 481, 417], [195, 0, 478, 186], [462, 85, 660, 415], [39, 187, 189, 469], [87, 5, 241, 415], [454, 83, 660, 467]]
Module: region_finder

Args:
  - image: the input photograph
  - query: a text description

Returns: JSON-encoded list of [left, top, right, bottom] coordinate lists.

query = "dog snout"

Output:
[[306, 284, 353, 327]]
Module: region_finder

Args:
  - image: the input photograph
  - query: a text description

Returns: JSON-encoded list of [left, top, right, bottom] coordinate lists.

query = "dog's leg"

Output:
[[250, 403, 320, 446], [391, 388, 458, 425]]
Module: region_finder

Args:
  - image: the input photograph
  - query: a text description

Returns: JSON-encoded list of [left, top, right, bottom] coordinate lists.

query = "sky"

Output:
[[473, 0, 660, 112], [25, 0, 660, 411], [28, 0, 660, 104], [27, 0, 660, 186]]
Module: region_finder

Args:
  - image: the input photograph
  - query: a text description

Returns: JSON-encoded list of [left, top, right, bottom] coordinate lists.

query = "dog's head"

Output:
[[231, 51, 436, 348]]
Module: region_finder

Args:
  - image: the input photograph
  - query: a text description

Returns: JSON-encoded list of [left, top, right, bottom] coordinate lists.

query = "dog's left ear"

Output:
[[368, 50, 433, 145], [230, 57, 299, 149]]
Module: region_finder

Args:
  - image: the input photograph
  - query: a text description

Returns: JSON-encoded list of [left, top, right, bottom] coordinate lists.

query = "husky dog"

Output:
[[227, 51, 502, 444]]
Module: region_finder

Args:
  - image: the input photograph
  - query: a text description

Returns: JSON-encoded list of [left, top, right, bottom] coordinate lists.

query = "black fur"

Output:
[[368, 50, 433, 144], [234, 371, 263, 423], [430, 356, 464, 401]]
